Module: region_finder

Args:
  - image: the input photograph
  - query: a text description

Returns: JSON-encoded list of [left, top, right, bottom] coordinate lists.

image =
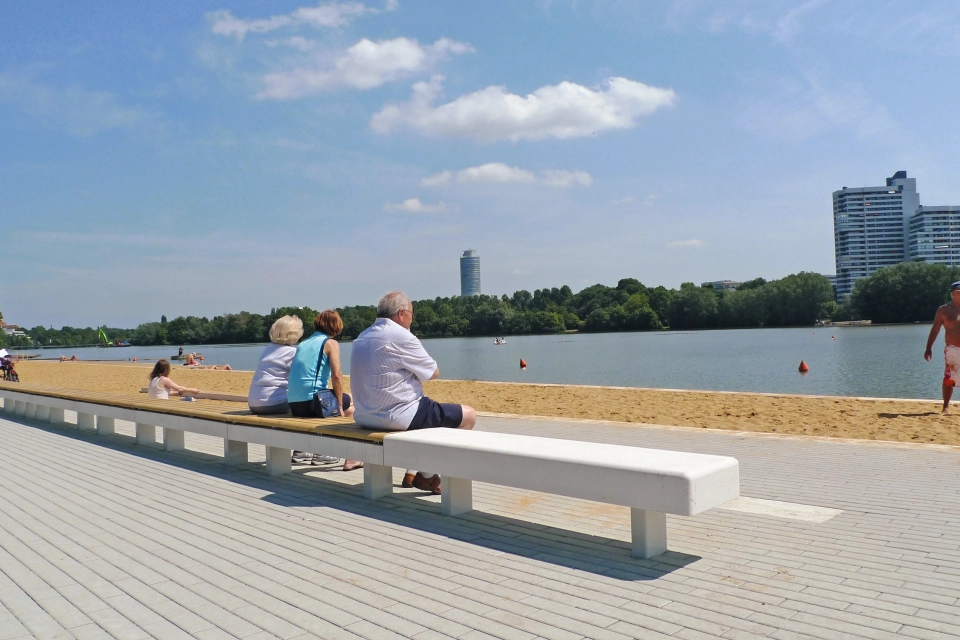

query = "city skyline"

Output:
[[833, 170, 960, 297], [5, 2, 960, 328]]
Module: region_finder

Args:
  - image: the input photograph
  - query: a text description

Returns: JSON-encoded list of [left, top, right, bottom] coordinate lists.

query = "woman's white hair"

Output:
[[269, 315, 304, 345], [377, 291, 411, 318]]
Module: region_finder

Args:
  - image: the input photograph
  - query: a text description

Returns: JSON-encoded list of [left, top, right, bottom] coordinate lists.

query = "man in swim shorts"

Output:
[[924, 281, 960, 413]]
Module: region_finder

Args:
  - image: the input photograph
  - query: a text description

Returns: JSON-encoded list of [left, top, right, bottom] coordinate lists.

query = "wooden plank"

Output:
[[0, 381, 387, 443]]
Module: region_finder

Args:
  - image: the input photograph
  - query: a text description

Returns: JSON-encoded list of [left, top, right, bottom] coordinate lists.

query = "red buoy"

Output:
[[520, 359, 527, 370], [798, 360, 809, 372]]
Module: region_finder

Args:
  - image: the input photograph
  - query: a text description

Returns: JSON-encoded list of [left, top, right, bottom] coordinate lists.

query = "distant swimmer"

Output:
[[924, 281, 960, 413]]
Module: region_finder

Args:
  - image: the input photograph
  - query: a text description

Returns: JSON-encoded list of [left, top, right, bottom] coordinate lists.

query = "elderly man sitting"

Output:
[[351, 290, 477, 494]]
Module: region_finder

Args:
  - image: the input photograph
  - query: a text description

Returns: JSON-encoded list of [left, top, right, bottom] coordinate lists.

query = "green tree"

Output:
[[851, 262, 960, 323], [667, 283, 719, 329]]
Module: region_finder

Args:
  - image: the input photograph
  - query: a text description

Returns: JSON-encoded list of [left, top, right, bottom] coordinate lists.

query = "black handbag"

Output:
[[309, 337, 341, 418]]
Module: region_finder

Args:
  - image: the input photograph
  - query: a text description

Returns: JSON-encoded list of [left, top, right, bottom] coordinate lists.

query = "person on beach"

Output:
[[148, 359, 199, 399], [350, 291, 477, 495], [287, 310, 360, 469], [924, 281, 960, 413], [247, 315, 303, 415]]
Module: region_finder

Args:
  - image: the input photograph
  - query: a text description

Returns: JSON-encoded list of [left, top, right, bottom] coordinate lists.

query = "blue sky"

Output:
[[4, 1, 960, 328]]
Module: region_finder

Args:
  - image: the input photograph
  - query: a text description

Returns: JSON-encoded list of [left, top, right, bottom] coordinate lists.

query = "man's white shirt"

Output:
[[350, 318, 437, 430]]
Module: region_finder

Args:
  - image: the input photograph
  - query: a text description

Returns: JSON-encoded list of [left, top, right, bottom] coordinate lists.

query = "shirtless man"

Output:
[[924, 282, 960, 413]]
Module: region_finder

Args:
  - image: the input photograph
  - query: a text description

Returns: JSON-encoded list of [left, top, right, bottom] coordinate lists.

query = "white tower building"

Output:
[[460, 249, 481, 297]]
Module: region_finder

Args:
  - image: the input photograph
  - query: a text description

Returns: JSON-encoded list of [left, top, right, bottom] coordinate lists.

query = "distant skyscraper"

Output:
[[833, 171, 920, 297], [460, 249, 481, 297]]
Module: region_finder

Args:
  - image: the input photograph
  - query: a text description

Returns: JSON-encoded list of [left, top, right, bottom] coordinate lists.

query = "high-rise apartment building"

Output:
[[910, 206, 960, 266], [832, 171, 920, 297], [460, 249, 481, 297]]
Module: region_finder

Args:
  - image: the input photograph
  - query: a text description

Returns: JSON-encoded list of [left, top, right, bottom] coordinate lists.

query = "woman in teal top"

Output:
[[287, 310, 360, 470], [288, 309, 354, 417]]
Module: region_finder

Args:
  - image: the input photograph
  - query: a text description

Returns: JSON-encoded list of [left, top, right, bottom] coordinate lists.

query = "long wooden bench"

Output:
[[0, 382, 740, 558]]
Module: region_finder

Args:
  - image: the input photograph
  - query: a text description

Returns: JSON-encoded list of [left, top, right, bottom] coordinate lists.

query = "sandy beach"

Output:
[[12, 360, 960, 446]]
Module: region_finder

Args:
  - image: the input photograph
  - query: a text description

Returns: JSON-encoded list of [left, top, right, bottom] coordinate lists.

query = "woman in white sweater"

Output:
[[247, 315, 303, 415]]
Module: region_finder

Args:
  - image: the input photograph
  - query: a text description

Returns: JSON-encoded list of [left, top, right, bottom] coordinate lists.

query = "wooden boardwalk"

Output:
[[0, 411, 958, 639]]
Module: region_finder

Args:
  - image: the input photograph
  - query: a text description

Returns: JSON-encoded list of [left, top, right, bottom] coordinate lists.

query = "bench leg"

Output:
[[77, 413, 96, 431], [25, 403, 36, 419], [363, 464, 393, 500], [265, 446, 291, 476], [96, 416, 115, 436], [223, 439, 248, 464], [135, 423, 156, 445], [164, 428, 185, 451], [49, 408, 65, 426], [441, 477, 473, 516], [631, 509, 667, 559], [36, 405, 50, 422]]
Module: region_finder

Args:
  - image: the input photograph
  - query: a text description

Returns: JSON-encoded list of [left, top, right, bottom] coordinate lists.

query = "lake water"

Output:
[[12, 324, 942, 399]]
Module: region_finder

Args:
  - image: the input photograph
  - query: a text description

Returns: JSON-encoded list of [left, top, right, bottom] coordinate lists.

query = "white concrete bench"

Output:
[[0, 384, 739, 558], [374, 429, 739, 558]]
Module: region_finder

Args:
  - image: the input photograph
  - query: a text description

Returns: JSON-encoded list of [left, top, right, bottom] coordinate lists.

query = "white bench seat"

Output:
[[0, 383, 739, 558], [373, 429, 739, 558]]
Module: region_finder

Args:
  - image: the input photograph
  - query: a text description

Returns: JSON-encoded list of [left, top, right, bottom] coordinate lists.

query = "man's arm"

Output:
[[925, 308, 945, 361], [429, 367, 439, 380]]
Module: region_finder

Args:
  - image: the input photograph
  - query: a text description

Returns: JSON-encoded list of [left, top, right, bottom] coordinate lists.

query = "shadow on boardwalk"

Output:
[[12, 415, 701, 581]]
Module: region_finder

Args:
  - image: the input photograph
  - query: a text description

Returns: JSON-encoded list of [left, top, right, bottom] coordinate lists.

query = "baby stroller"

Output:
[[1, 357, 18, 382]]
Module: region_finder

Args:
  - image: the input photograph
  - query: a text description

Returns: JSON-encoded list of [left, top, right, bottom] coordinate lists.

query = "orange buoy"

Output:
[[520, 359, 527, 370], [132, 357, 137, 362], [831, 336, 836, 340], [798, 360, 809, 372], [198, 356, 204, 361]]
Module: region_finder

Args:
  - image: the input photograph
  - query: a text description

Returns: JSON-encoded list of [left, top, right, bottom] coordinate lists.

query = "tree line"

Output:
[[6, 264, 955, 348]]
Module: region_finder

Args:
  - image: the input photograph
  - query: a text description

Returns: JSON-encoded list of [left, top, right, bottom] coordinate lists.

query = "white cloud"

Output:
[[371, 75, 677, 141], [667, 239, 704, 248], [610, 196, 636, 205], [208, 1, 387, 40], [383, 197, 449, 213], [421, 163, 592, 188], [420, 171, 452, 186], [0, 75, 145, 137], [258, 38, 472, 98], [455, 163, 536, 184], [541, 170, 592, 188]]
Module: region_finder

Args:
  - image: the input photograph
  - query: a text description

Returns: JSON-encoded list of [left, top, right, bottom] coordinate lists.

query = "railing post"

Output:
[[97, 416, 115, 436], [163, 428, 185, 451], [36, 405, 50, 422], [135, 423, 156, 445], [264, 446, 291, 475], [631, 509, 668, 559], [49, 408, 65, 425], [25, 403, 37, 419], [223, 439, 248, 464], [441, 477, 473, 516], [363, 464, 393, 500], [14, 400, 25, 415], [77, 413, 96, 430]]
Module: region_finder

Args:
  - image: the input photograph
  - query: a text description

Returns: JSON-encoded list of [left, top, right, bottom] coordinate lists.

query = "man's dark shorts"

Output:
[[407, 396, 463, 430]]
